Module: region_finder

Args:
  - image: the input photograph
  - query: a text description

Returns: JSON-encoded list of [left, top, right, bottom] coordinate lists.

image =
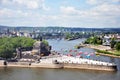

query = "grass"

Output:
[[96, 49, 120, 56], [114, 51, 120, 56]]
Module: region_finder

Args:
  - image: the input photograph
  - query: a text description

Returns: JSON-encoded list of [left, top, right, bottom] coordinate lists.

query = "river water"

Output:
[[0, 39, 120, 80]]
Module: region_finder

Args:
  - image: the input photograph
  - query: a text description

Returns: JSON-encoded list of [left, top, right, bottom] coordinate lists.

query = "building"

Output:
[[32, 37, 51, 56], [102, 35, 111, 46]]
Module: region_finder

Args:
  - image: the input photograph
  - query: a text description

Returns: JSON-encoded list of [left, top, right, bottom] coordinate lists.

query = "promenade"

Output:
[[0, 55, 117, 71]]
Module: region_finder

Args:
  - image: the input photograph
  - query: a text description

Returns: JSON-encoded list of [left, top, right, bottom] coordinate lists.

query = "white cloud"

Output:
[[26, 1, 39, 9], [60, 6, 78, 15], [86, 0, 98, 5], [59, 3, 120, 27], [86, 0, 120, 5], [92, 4, 120, 16], [60, 3, 120, 17], [12, 0, 40, 9], [0, 8, 31, 18], [0, 0, 120, 27], [0, 0, 49, 10], [111, 0, 120, 2], [31, 2, 120, 27], [0, 0, 11, 5], [0, 8, 12, 17]]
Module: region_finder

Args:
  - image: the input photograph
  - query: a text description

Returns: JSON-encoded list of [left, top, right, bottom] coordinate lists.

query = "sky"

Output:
[[0, 0, 120, 28]]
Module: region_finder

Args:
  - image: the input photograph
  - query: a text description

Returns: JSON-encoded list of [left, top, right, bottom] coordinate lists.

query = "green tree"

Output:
[[110, 38, 116, 49], [115, 42, 120, 51], [0, 37, 35, 59], [65, 32, 72, 39], [84, 36, 102, 45], [42, 40, 49, 46]]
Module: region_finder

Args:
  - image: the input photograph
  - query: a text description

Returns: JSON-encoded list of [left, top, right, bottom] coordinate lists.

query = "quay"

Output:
[[0, 55, 117, 71]]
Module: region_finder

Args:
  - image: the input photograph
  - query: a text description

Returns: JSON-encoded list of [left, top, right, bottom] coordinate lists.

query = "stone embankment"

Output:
[[0, 55, 117, 71], [49, 55, 117, 71]]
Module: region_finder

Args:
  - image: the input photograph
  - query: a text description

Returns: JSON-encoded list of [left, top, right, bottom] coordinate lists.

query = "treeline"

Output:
[[84, 36, 102, 45], [84, 36, 120, 51], [0, 37, 35, 59], [65, 32, 92, 40], [111, 39, 120, 51]]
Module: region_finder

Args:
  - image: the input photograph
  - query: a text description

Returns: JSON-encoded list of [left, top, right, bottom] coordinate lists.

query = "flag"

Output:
[[79, 51, 83, 54], [74, 50, 77, 52], [67, 54, 73, 56], [86, 54, 90, 58], [77, 52, 83, 56], [69, 50, 72, 52], [65, 50, 68, 52], [90, 53, 94, 56], [84, 52, 88, 55], [77, 53, 80, 56], [61, 48, 63, 51]]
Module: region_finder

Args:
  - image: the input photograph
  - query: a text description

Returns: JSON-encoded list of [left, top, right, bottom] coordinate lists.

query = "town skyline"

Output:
[[0, 0, 120, 28]]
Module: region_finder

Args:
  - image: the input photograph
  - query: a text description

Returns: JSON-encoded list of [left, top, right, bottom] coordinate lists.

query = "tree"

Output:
[[0, 37, 35, 59], [42, 40, 49, 46], [65, 32, 72, 39], [110, 38, 116, 49], [84, 36, 102, 45], [115, 42, 120, 51]]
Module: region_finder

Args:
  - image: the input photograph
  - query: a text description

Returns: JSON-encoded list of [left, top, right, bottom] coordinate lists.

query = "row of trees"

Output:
[[84, 36, 102, 45], [0, 37, 35, 59], [85, 36, 120, 51], [65, 32, 92, 40], [110, 38, 120, 51]]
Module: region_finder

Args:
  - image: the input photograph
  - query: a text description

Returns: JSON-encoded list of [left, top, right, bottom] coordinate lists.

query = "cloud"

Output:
[[13, 0, 39, 9], [86, 0, 120, 5], [60, 6, 78, 15], [0, 8, 33, 19], [92, 3, 120, 16], [86, 0, 98, 5], [0, 0, 120, 27], [59, 2, 120, 27], [0, 0, 49, 10]]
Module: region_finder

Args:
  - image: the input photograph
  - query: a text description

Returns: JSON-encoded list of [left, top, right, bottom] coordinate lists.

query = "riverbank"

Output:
[[79, 44, 120, 58], [0, 55, 117, 71]]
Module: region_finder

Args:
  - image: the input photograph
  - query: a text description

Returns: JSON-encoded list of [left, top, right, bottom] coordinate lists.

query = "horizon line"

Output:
[[0, 24, 120, 29]]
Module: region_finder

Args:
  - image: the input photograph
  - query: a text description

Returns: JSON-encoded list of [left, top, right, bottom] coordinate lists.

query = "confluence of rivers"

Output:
[[0, 39, 120, 80]]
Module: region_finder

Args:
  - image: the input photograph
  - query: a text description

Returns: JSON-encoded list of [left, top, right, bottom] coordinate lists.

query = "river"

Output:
[[0, 39, 120, 80]]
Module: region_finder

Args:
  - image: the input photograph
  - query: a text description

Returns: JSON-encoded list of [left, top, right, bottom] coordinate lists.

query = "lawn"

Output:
[[96, 49, 120, 56]]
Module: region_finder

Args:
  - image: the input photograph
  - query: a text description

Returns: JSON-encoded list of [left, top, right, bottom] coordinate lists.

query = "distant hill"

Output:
[[0, 25, 120, 33], [0, 25, 9, 28]]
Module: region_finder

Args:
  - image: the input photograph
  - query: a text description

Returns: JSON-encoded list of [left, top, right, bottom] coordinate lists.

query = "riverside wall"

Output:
[[63, 63, 117, 71], [0, 62, 63, 69], [0, 61, 117, 71]]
